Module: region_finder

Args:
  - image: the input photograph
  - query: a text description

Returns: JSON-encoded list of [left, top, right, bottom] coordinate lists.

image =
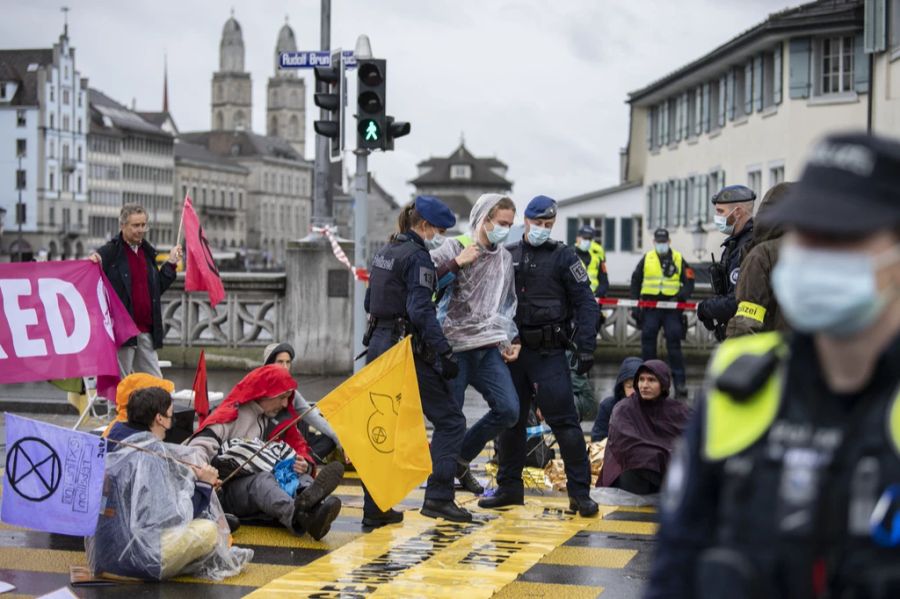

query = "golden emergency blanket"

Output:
[[546, 440, 607, 491], [316, 337, 432, 512]]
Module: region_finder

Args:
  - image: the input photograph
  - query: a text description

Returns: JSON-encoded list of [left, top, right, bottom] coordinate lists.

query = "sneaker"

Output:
[[297, 496, 342, 541], [294, 462, 345, 513], [456, 463, 485, 495]]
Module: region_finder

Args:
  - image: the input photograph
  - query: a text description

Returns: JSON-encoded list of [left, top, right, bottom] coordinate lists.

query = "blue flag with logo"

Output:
[[2, 414, 106, 536]]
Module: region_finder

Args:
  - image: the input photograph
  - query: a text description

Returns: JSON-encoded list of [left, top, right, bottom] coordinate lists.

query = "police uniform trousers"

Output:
[[362, 328, 466, 514], [497, 346, 592, 498], [640, 308, 686, 389]]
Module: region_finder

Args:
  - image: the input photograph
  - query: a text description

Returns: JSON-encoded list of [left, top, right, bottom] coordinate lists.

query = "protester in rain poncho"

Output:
[[86, 388, 252, 581], [430, 193, 521, 493]]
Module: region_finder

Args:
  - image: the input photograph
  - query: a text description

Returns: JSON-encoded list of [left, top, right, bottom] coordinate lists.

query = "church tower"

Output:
[[211, 11, 252, 131], [266, 17, 306, 155]]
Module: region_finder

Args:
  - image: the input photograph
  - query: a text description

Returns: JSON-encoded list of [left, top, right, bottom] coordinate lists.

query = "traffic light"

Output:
[[385, 116, 411, 151], [356, 58, 386, 151], [313, 49, 345, 162]]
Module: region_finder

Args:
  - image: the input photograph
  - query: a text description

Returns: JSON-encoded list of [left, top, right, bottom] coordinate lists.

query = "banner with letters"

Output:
[[0, 260, 139, 388]]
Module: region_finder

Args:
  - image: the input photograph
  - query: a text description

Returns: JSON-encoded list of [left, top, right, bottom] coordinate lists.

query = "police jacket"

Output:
[[575, 240, 610, 298], [646, 332, 900, 599], [629, 250, 694, 302], [725, 239, 787, 338], [508, 237, 599, 354], [365, 230, 451, 357], [96, 234, 176, 349], [703, 219, 754, 323]]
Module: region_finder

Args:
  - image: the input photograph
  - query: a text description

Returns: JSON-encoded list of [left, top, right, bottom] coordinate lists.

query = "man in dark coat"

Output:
[[90, 204, 181, 377]]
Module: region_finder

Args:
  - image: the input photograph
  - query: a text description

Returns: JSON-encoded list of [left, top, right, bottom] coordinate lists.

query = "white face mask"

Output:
[[714, 208, 737, 235], [527, 224, 552, 246], [577, 239, 591, 252], [424, 233, 445, 250], [486, 221, 510, 245]]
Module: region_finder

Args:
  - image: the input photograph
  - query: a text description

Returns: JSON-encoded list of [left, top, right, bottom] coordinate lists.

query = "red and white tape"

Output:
[[598, 298, 698, 311], [312, 226, 369, 282]]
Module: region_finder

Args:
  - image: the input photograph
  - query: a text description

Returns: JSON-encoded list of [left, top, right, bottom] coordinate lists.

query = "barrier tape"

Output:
[[312, 225, 369, 282], [598, 298, 698, 311]]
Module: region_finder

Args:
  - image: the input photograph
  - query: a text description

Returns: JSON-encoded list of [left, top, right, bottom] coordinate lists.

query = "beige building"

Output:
[[624, 0, 873, 262], [174, 140, 249, 251]]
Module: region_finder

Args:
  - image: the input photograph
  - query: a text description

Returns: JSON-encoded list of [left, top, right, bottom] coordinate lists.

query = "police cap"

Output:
[[414, 195, 456, 229], [577, 225, 595, 239], [711, 185, 756, 204], [525, 195, 558, 219], [761, 132, 900, 235], [653, 228, 670, 242]]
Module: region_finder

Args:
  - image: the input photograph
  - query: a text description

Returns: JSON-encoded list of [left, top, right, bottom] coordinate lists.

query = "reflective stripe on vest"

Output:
[[889, 388, 900, 457], [703, 332, 784, 461], [640, 249, 683, 296], [587, 241, 604, 292]]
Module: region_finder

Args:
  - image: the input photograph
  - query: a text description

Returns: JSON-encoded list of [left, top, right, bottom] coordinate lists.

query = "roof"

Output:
[[410, 143, 513, 188], [369, 176, 398, 209], [558, 180, 643, 208], [0, 49, 54, 106], [174, 141, 249, 174], [628, 0, 863, 104], [179, 130, 309, 164], [89, 88, 172, 138], [438, 194, 475, 221]]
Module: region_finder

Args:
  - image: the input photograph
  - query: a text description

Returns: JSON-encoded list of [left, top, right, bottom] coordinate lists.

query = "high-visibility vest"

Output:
[[455, 234, 473, 248], [587, 241, 605, 292], [640, 249, 683, 296]]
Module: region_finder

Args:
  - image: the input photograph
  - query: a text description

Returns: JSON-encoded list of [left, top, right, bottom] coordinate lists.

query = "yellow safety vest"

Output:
[[640, 249, 683, 297], [587, 241, 605, 293], [703, 332, 900, 461]]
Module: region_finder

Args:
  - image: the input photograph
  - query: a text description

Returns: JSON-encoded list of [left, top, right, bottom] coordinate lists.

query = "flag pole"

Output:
[[175, 194, 187, 249]]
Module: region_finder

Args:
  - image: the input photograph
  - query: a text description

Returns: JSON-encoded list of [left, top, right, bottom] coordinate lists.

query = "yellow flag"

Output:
[[317, 337, 431, 511]]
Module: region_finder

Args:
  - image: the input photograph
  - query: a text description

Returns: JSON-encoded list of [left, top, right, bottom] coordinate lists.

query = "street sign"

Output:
[[280, 50, 356, 69]]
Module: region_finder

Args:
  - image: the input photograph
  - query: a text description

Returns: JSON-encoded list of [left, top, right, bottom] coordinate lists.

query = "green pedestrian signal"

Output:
[[366, 121, 379, 141], [358, 119, 382, 144]]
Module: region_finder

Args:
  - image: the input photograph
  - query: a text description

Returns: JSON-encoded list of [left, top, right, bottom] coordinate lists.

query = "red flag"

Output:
[[182, 195, 225, 307], [192, 350, 209, 427]]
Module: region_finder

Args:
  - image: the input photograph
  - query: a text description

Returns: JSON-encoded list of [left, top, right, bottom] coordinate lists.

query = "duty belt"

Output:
[[519, 324, 571, 352]]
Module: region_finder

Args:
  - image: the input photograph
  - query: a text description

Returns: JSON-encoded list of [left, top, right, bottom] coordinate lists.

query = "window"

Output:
[[50, 87, 54, 102], [49, 114, 55, 129], [78, 208, 83, 224], [733, 66, 747, 118], [63, 115, 70, 131], [77, 176, 82, 193], [450, 164, 472, 179], [686, 91, 697, 136], [621, 217, 634, 252], [49, 207, 55, 226], [77, 146, 82, 161], [78, 93, 82, 107], [820, 36, 854, 94], [16, 138, 26, 157], [748, 170, 762, 198], [17, 110, 25, 126], [16, 169, 26, 190], [603, 218, 617, 252], [762, 51, 776, 108], [709, 81, 721, 129], [63, 173, 69, 192], [63, 89, 69, 105], [667, 97, 679, 144], [77, 118, 81, 133], [49, 170, 55, 191], [770, 165, 785, 186]]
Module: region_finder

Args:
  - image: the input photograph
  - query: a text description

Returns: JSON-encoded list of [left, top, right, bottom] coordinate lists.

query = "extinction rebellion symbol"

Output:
[[6, 437, 62, 502]]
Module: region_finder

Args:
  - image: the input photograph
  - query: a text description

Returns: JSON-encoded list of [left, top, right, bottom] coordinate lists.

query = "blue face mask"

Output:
[[577, 239, 591, 252], [527, 224, 552, 246], [655, 243, 670, 255], [486, 222, 510, 245], [425, 233, 445, 250], [714, 208, 736, 235], [772, 242, 898, 337]]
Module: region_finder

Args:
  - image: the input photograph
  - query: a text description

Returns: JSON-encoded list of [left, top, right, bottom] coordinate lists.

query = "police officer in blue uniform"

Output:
[[697, 185, 755, 341], [479, 195, 601, 516], [362, 195, 471, 526], [646, 132, 900, 599]]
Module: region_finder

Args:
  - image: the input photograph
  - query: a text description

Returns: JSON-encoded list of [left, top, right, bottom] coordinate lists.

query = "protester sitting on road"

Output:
[[102, 372, 175, 439], [86, 387, 252, 581], [189, 365, 344, 540], [262, 342, 343, 462], [591, 357, 642, 442], [599, 360, 691, 494]]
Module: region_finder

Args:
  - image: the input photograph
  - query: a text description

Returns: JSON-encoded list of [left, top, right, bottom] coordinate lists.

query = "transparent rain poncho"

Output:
[[85, 432, 253, 581], [431, 193, 518, 352]]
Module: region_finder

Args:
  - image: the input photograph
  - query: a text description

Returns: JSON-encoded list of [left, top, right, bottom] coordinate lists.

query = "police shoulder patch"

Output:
[[730, 267, 741, 285], [418, 267, 435, 289], [569, 260, 589, 283]]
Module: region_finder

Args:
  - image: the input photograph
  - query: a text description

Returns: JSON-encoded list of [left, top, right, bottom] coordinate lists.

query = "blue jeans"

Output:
[[452, 346, 519, 464]]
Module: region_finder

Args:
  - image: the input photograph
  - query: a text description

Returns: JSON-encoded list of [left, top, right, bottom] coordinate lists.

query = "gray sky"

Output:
[[5, 0, 793, 211]]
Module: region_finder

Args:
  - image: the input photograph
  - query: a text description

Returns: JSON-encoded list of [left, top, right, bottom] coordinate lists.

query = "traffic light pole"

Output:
[[352, 147, 369, 372], [313, 0, 332, 220]]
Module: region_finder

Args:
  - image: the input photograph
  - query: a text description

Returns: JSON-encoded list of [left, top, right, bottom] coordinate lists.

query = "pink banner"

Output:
[[0, 260, 139, 386]]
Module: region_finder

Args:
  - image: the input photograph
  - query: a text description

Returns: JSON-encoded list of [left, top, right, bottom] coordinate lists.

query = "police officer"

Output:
[[697, 185, 755, 341], [479, 195, 601, 517], [646, 132, 900, 599], [574, 225, 610, 298], [630, 228, 694, 398], [362, 195, 470, 526]]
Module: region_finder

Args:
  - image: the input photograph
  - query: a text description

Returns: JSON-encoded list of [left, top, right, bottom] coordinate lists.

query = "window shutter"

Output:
[[789, 37, 812, 99], [660, 103, 668, 146], [754, 55, 764, 111], [854, 35, 870, 93], [718, 76, 727, 126], [604, 218, 617, 252], [647, 187, 655, 228], [774, 43, 783, 104], [702, 83, 711, 132], [621, 217, 634, 252], [727, 70, 736, 120], [694, 88, 703, 136], [567, 218, 579, 246], [646, 109, 654, 149], [674, 96, 683, 142], [681, 93, 689, 139], [864, 0, 887, 53], [744, 61, 754, 114]]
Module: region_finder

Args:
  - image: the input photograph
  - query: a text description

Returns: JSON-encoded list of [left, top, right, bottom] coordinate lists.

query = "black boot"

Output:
[[456, 463, 485, 495], [295, 462, 345, 513], [224, 513, 241, 533], [362, 508, 404, 528], [477, 488, 524, 509], [420, 499, 472, 522], [568, 495, 599, 517], [295, 496, 342, 541]]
